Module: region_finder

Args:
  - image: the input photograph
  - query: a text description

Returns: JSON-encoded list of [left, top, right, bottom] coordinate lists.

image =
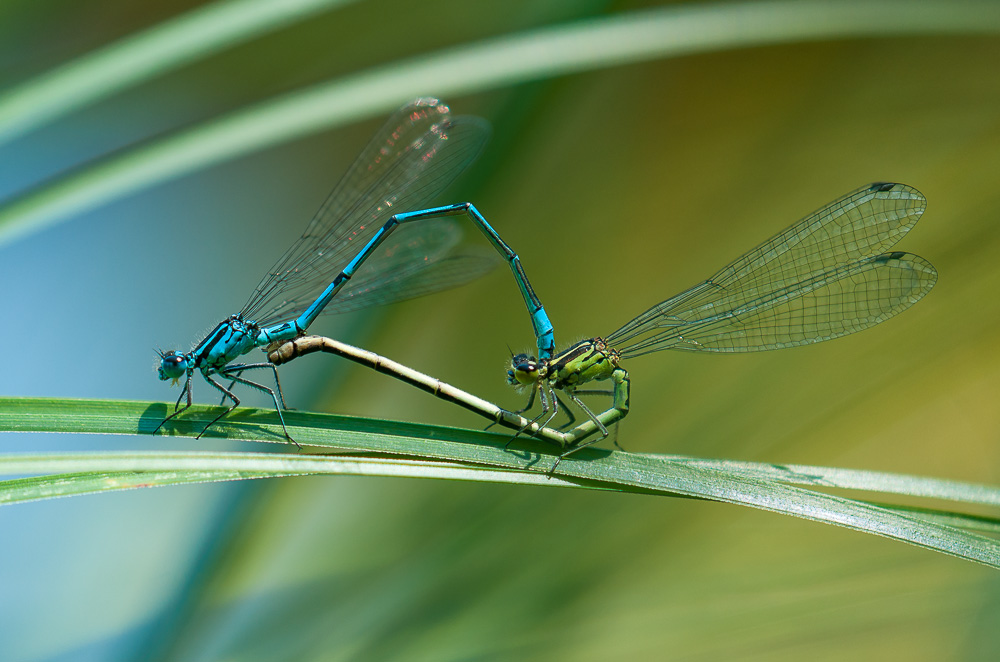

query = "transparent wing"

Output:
[[607, 183, 937, 356], [241, 98, 490, 326], [326, 251, 499, 315], [256, 218, 476, 320]]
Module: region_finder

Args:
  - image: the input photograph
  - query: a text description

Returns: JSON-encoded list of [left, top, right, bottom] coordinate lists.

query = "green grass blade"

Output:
[[0, 455, 589, 506], [3, 0, 1000, 245], [2, 452, 996, 533], [1, 397, 998, 567], [5, 466, 997, 542], [866, 503, 1000, 535], [609, 454, 1000, 568], [652, 456, 1000, 506], [0, 0, 353, 146], [0, 470, 280, 504]]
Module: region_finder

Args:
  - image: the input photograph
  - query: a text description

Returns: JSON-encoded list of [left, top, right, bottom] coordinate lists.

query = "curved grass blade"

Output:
[[1, 397, 999, 567], [0, 470, 282, 504], [662, 456, 1000, 506], [4, 455, 999, 537], [0, 0, 353, 146], [0, 455, 585, 506], [4, 0, 1000, 245], [1, 450, 998, 567]]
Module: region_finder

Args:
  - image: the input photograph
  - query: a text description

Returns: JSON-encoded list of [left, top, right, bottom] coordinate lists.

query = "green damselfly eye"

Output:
[[507, 353, 540, 386]]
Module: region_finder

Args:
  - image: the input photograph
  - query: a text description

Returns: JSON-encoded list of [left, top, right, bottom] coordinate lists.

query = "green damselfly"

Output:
[[506, 182, 937, 465]]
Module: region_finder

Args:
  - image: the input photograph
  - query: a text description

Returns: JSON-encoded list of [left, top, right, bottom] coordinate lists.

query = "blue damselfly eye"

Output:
[[158, 351, 189, 381]]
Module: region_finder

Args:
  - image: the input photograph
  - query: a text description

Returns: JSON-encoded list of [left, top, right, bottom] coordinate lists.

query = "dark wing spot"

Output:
[[874, 251, 906, 264]]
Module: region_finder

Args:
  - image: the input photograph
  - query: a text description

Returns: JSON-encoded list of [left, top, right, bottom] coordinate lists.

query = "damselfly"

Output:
[[155, 98, 554, 442], [506, 182, 937, 463]]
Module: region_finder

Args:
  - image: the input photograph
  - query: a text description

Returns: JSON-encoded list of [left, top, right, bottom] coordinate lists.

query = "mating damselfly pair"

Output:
[[156, 98, 937, 468]]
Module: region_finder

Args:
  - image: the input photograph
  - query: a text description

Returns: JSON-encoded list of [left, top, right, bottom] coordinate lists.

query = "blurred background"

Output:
[[1, 0, 999, 659]]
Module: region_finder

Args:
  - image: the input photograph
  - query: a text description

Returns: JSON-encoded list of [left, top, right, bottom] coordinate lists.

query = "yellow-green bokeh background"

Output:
[[1, 1, 998, 660]]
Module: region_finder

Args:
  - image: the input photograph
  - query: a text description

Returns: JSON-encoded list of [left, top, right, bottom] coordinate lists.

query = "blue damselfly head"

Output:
[[507, 353, 540, 386], [157, 350, 189, 383]]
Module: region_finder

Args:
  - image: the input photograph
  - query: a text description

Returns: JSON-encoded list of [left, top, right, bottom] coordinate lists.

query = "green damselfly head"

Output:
[[507, 353, 543, 386], [157, 350, 190, 383]]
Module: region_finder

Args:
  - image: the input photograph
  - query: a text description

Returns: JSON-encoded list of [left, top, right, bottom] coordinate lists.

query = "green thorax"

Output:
[[546, 338, 620, 390]]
